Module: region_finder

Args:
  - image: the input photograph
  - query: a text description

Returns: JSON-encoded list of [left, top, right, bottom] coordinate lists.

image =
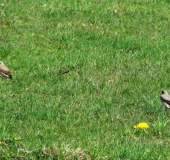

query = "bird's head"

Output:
[[0, 61, 5, 70], [162, 90, 168, 95], [0, 61, 4, 65]]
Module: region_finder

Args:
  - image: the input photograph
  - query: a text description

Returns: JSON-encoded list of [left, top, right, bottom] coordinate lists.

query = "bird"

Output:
[[0, 61, 12, 79], [160, 90, 170, 110]]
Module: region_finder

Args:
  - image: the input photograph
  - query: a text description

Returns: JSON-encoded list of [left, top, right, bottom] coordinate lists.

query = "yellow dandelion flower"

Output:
[[133, 122, 149, 129], [0, 141, 2, 145], [14, 137, 20, 141]]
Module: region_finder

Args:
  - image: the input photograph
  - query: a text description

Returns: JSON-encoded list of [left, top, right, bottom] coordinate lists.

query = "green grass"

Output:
[[1, 0, 170, 159]]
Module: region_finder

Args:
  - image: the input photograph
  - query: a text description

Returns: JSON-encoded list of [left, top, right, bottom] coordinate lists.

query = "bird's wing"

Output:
[[160, 95, 170, 105], [0, 70, 11, 76]]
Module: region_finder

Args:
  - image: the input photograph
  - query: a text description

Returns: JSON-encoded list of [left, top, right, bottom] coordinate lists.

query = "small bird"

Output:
[[0, 61, 12, 79], [160, 90, 170, 110]]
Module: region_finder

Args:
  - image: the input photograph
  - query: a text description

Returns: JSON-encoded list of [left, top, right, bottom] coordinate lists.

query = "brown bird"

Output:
[[0, 61, 12, 79], [160, 90, 170, 110]]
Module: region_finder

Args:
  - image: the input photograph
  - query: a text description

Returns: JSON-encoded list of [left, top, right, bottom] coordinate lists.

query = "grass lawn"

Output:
[[1, 0, 170, 159]]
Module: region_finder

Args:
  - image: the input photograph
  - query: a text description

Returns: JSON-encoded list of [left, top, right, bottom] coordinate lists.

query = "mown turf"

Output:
[[1, 0, 170, 159]]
